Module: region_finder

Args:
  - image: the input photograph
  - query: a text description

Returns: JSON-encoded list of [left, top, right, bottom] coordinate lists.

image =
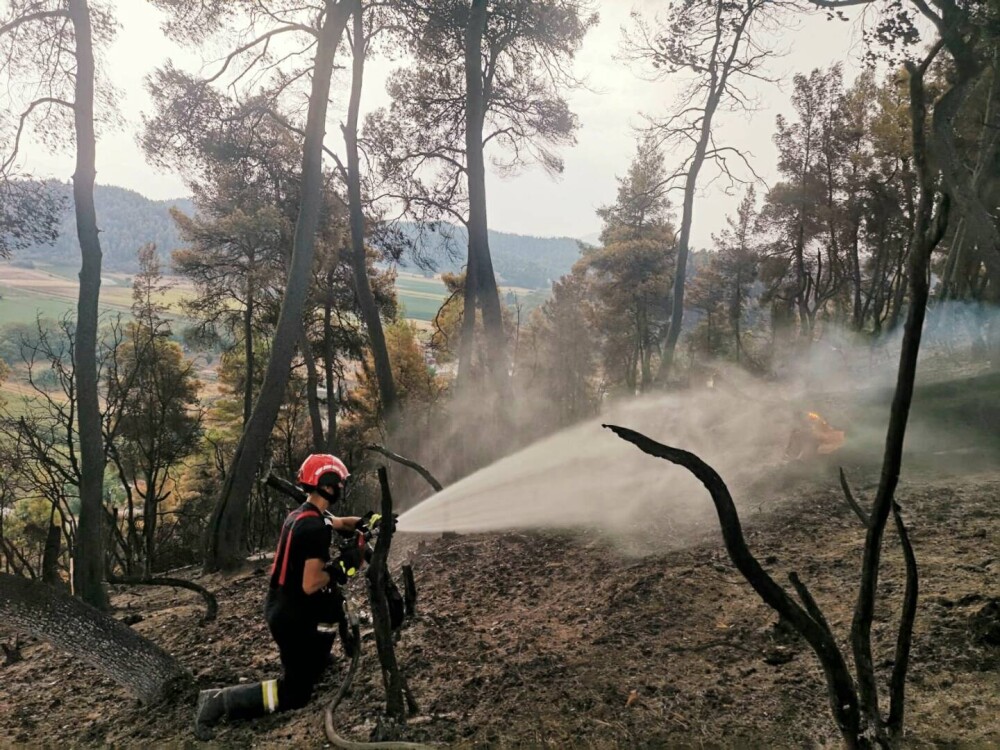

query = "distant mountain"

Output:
[[15, 184, 583, 289], [397, 223, 583, 289], [14, 183, 193, 273]]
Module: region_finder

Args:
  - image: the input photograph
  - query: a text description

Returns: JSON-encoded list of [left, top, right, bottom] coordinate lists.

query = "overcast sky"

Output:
[[19, 1, 871, 248]]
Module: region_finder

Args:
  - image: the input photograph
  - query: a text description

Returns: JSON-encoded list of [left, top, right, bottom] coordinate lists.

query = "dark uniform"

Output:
[[264, 501, 345, 711]]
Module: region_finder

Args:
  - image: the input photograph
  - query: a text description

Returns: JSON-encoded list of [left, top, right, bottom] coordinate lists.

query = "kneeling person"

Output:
[[194, 454, 366, 740]]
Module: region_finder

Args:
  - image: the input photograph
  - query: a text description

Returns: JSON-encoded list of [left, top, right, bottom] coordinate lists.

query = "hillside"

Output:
[[13, 183, 194, 273], [0, 465, 997, 747], [14, 184, 583, 289], [398, 223, 583, 289]]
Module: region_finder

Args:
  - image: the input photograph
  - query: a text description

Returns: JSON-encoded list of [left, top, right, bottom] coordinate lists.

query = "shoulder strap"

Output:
[[270, 509, 321, 587]]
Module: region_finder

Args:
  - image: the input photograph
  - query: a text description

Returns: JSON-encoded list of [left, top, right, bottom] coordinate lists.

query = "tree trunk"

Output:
[[462, 0, 508, 394], [323, 274, 338, 454], [0, 572, 190, 704], [41, 504, 62, 587], [243, 289, 254, 427], [852, 56, 948, 736], [68, 0, 108, 610], [657, 151, 702, 384], [301, 324, 326, 451], [142, 484, 156, 578], [204, 1, 351, 572], [344, 2, 399, 429], [655, 5, 752, 385]]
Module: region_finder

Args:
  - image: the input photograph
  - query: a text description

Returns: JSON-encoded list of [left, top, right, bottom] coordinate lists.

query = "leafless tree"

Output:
[[624, 0, 780, 384]]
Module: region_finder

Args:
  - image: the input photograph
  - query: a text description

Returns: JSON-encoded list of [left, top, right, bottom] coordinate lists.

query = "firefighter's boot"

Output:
[[194, 680, 278, 740]]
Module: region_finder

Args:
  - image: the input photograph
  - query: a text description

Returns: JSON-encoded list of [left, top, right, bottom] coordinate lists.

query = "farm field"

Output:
[[0, 263, 139, 325], [0, 263, 548, 328]]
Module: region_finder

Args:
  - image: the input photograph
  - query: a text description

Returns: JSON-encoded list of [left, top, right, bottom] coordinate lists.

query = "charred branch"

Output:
[[364, 444, 443, 492], [887, 501, 918, 738], [603, 424, 863, 747], [266, 472, 308, 504], [401, 563, 417, 618], [367, 467, 406, 722], [106, 575, 218, 624], [838, 468, 870, 527]]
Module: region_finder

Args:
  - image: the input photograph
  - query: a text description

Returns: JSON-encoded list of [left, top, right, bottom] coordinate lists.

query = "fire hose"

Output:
[[323, 522, 432, 749]]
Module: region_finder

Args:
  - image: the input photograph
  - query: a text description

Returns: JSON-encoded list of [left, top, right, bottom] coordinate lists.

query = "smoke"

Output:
[[398, 370, 809, 553], [396, 300, 1000, 554]]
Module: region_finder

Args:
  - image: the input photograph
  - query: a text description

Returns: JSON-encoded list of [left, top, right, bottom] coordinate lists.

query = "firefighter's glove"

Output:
[[357, 511, 377, 533], [358, 511, 397, 534], [324, 558, 348, 585], [337, 543, 364, 578]]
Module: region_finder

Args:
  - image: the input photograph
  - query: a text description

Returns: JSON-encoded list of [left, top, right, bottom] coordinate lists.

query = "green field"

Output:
[[0, 263, 544, 328], [395, 272, 450, 322]]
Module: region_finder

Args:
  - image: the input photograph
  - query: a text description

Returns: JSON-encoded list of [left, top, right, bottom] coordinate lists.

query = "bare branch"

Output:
[[2, 96, 75, 173], [204, 24, 316, 85], [365, 443, 443, 492], [838, 467, 869, 526], [0, 9, 69, 38]]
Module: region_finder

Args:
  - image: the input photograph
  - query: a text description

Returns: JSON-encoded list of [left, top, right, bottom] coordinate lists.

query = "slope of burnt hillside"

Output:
[[1, 472, 998, 747]]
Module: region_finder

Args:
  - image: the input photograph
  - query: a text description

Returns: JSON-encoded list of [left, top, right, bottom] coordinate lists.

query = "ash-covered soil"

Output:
[[1, 469, 998, 748]]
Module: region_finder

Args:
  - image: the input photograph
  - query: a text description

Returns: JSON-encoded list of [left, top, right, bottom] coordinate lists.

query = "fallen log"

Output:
[[0, 573, 190, 704]]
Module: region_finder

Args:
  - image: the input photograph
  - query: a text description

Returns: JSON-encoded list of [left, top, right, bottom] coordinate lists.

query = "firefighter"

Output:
[[194, 454, 369, 740]]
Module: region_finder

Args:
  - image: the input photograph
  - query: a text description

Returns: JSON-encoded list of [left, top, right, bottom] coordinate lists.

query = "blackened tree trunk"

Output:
[[204, 1, 351, 572], [461, 0, 508, 392], [243, 286, 255, 426], [852, 54, 948, 737], [323, 273, 339, 453], [344, 1, 400, 428], [41, 505, 62, 586], [0, 572, 189, 704], [367, 468, 406, 721], [142, 480, 157, 578], [68, 0, 107, 609], [301, 325, 326, 451]]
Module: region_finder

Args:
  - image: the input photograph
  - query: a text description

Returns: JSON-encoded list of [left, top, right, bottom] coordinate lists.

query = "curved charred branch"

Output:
[[887, 501, 918, 739], [107, 575, 218, 624], [368, 467, 406, 721], [0, 573, 190, 704], [789, 572, 835, 643], [838, 468, 870, 527], [364, 444, 443, 492], [603, 424, 862, 747]]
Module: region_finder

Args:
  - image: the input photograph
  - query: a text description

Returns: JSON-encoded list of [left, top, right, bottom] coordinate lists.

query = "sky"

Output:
[[17, 0, 873, 249]]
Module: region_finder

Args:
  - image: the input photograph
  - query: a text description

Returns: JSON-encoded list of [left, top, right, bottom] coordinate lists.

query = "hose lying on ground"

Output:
[[324, 605, 433, 750]]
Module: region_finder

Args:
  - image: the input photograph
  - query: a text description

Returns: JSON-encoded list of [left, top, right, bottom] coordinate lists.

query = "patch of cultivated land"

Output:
[[1, 463, 997, 747], [1, 263, 547, 326]]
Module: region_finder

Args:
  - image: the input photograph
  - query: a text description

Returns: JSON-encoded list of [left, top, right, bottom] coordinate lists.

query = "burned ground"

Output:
[[1, 463, 998, 748]]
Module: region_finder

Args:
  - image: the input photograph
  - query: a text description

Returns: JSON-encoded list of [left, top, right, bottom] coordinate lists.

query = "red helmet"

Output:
[[297, 454, 350, 488]]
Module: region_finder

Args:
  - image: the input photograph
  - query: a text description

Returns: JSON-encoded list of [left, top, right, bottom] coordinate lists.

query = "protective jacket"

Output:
[[263, 501, 344, 710]]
